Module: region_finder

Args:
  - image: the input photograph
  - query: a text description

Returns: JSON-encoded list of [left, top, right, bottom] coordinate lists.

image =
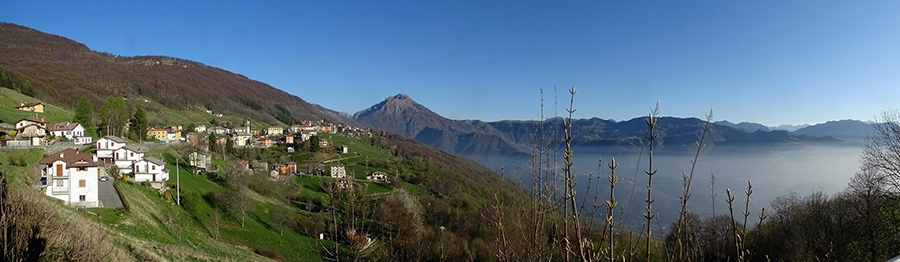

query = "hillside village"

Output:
[[0, 100, 390, 210]]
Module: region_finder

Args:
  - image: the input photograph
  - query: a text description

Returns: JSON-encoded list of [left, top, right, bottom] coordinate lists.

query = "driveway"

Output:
[[98, 179, 123, 209]]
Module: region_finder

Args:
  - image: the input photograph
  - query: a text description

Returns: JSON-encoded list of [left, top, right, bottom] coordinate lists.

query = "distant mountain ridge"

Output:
[[715, 120, 770, 132], [325, 93, 852, 164], [793, 119, 873, 141], [349, 94, 523, 164], [770, 123, 812, 132]]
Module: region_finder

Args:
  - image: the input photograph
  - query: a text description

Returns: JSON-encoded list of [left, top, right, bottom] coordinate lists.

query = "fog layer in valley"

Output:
[[493, 142, 863, 231]]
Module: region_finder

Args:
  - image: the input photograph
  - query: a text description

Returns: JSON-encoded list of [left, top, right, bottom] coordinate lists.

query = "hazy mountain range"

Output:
[[0, 22, 875, 165], [320, 93, 873, 164]]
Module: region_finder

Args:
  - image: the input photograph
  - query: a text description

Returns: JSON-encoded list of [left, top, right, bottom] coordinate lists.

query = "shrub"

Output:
[[181, 191, 202, 213]]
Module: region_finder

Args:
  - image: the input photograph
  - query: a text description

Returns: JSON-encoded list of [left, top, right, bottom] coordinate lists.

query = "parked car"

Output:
[[99, 176, 109, 182]]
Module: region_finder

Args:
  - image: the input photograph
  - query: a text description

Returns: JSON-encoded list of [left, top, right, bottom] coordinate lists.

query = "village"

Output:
[[0, 102, 388, 209]]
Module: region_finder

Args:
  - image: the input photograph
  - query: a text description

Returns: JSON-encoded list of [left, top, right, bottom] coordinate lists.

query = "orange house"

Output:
[[15, 102, 44, 113]]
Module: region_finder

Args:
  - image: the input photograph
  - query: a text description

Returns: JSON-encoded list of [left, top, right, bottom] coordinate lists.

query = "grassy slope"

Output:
[[2, 147, 331, 261], [0, 111, 467, 261], [162, 163, 323, 261], [0, 87, 80, 129], [0, 87, 273, 139], [143, 101, 273, 130]]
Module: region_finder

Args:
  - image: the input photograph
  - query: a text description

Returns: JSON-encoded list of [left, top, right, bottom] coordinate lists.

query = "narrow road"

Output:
[[98, 178, 123, 209], [322, 155, 359, 163]]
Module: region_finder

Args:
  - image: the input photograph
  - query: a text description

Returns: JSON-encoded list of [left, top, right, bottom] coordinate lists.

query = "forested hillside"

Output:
[[0, 22, 325, 126]]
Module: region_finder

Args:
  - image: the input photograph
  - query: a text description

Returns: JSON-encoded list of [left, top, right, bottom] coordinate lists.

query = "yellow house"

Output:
[[15, 102, 44, 113], [147, 128, 167, 141]]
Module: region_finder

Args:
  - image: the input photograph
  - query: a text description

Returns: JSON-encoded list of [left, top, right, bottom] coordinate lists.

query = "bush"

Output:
[[181, 191, 203, 213], [247, 173, 282, 197]]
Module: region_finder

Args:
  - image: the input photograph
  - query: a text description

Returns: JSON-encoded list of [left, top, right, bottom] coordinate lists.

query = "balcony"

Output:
[[51, 171, 70, 179], [51, 187, 69, 195]]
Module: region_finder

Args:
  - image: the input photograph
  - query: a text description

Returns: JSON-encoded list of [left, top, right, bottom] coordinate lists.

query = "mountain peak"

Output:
[[388, 93, 413, 101]]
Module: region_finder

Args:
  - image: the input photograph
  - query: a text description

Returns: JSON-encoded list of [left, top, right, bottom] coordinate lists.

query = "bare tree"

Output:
[[862, 109, 900, 191], [846, 166, 890, 261], [271, 205, 293, 236], [211, 207, 221, 240], [227, 187, 253, 228]]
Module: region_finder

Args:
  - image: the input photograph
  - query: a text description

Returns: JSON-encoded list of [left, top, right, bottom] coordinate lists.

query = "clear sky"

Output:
[[4, 1, 899, 126]]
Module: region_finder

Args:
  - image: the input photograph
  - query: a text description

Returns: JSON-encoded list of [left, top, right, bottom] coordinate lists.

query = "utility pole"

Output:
[[177, 158, 180, 206]]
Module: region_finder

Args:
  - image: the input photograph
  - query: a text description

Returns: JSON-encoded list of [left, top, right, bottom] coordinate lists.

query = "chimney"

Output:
[[93, 155, 98, 162], [60, 152, 64, 158]]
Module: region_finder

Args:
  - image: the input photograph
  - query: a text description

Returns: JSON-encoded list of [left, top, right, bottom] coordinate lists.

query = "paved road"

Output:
[[98, 179, 123, 209]]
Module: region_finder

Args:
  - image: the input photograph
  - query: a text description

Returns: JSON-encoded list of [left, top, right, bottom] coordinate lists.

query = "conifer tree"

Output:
[[73, 95, 94, 129], [130, 106, 148, 141]]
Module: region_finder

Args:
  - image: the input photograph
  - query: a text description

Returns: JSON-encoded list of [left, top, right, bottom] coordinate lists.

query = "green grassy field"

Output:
[[144, 103, 272, 131], [0, 114, 436, 261], [0, 87, 275, 139], [0, 88, 75, 124], [0, 88, 102, 138]]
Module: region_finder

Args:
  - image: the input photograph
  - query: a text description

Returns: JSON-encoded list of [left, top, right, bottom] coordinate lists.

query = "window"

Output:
[[76, 167, 87, 171], [152, 165, 156, 170], [130, 152, 133, 157], [79, 195, 86, 201], [79, 180, 85, 187], [56, 180, 63, 187]]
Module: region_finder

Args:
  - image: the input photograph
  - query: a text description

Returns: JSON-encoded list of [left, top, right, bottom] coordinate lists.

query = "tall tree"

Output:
[[99, 96, 127, 137], [208, 134, 218, 153], [863, 109, 900, 191], [130, 106, 148, 141], [226, 137, 235, 155], [73, 95, 94, 129]]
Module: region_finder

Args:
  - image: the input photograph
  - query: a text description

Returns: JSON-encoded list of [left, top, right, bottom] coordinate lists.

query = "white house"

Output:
[[300, 131, 318, 142], [74, 136, 93, 145], [96, 136, 127, 160], [132, 157, 169, 189], [48, 122, 85, 140], [207, 126, 229, 135], [330, 164, 346, 178], [39, 148, 102, 208], [112, 145, 146, 169], [367, 171, 388, 182], [15, 118, 48, 139], [194, 124, 207, 133], [267, 126, 284, 136], [232, 133, 252, 147], [14, 118, 47, 130], [188, 152, 211, 169]]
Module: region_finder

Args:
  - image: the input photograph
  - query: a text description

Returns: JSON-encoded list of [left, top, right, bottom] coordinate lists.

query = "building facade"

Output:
[[39, 148, 102, 207]]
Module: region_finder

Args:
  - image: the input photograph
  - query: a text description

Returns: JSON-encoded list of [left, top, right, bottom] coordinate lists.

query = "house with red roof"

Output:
[[49, 122, 85, 140], [39, 148, 102, 207]]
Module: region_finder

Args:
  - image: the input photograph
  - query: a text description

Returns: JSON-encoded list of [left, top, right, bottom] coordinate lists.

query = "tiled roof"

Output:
[[15, 102, 42, 108], [49, 122, 80, 131], [39, 148, 99, 167], [141, 156, 166, 166], [120, 145, 148, 153], [17, 123, 46, 130], [101, 136, 127, 143], [16, 118, 47, 124]]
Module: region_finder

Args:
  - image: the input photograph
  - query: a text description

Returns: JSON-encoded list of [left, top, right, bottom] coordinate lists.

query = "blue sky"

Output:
[[4, 1, 899, 126]]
